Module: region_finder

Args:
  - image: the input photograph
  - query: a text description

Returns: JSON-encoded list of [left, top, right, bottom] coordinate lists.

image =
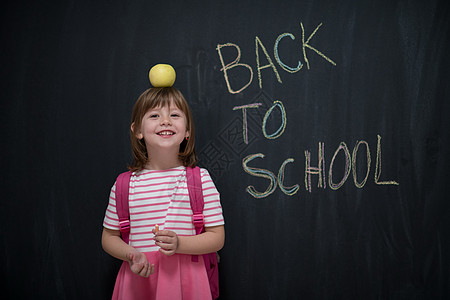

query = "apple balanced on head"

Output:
[[149, 64, 176, 87]]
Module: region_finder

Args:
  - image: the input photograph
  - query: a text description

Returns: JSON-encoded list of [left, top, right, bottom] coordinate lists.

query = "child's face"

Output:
[[136, 103, 189, 154]]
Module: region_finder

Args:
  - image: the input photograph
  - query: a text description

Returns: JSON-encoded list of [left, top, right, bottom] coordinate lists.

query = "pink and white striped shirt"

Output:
[[103, 166, 224, 253]]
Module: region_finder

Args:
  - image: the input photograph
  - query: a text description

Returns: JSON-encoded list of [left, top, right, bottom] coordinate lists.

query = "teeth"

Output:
[[158, 131, 174, 136]]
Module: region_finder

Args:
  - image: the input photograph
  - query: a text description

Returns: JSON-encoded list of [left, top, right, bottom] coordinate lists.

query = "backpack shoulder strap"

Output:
[[186, 166, 204, 235], [115, 171, 132, 244]]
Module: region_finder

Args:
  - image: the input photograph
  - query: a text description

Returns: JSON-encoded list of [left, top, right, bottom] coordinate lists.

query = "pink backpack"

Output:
[[115, 166, 219, 299]]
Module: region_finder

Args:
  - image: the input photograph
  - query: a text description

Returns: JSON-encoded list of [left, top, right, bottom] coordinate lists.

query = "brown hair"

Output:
[[129, 87, 197, 171]]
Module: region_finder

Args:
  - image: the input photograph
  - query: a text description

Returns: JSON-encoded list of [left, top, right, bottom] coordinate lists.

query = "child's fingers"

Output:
[[139, 263, 150, 277], [154, 238, 177, 251], [127, 251, 153, 276], [131, 262, 144, 275], [153, 229, 171, 236], [155, 241, 174, 250], [155, 229, 178, 236], [154, 230, 178, 255], [132, 260, 152, 277], [158, 246, 176, 256], [144, 263, 155, 277], [154, 230, 177, 243], [154, 235, 175, 244], [143, 262, 155, 277]]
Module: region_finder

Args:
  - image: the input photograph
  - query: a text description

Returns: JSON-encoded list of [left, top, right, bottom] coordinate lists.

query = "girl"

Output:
[[102, 87, 225, 300]]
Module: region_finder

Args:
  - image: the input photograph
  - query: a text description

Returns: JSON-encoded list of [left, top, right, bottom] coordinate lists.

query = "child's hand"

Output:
[[126, 249, 155, 277], [153, 229, 179, 256]]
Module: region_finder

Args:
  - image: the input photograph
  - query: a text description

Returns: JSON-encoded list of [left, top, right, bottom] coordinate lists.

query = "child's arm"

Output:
[[102, 228, 155, 277], [153, 225, 225, 256]]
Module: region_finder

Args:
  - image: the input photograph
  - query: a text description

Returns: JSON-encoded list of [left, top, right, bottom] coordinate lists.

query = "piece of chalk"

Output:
[[155, 224, 159, 232]]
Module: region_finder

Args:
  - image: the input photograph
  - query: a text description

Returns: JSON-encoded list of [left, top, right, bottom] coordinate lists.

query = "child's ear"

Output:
[[131, 122, 143, 139]]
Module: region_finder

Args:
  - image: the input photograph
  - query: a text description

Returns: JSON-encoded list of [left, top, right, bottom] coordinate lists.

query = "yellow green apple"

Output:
[[149, 64, 176, 87]]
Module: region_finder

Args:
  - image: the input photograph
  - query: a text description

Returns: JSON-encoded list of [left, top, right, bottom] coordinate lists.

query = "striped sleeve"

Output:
[[201, 168, 225, 227], [103, 182, 120, 230]]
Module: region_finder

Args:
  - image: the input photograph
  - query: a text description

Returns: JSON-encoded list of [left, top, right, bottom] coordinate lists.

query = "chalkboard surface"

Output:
[[1, 0, 450, 299]]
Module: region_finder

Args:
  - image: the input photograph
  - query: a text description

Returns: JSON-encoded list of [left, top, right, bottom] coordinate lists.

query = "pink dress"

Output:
[[103, 167, 224, 300], [112, 252, 212, 300]]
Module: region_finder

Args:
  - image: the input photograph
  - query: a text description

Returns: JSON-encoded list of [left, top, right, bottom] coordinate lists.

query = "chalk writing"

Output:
[[262, 100, 287, 140], [278, 158, 300, 196], [255, 36, 283, 88], [375, 135, 399, 185], [233, 100, 287, 141], [329, 142, 352, 190], [242, 135, 399, 198], [242, 153, 277, 198], [304, 142, 326, 192], [242, 153, 299, 198], [216, 21, 336, 94], [213, 21, 399, 198], [233, 103, 263, 144], [216, 43, 254, 94], [274, 33, 303, 73], [352, 140, 371, 188], [301, 22, 336, 69]]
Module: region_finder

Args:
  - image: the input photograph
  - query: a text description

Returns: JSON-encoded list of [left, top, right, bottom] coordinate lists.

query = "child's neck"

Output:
[[145, 151, 183, 171]]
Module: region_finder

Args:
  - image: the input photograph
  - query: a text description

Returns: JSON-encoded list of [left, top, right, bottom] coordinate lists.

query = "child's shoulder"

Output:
[[193, 166, 208, 174], [197, 167, 215, 182]]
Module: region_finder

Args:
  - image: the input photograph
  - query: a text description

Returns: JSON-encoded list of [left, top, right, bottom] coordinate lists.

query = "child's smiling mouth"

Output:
[[157, 130, 175, 136]]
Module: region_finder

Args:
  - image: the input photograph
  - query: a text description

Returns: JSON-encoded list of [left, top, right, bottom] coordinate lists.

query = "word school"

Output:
[[242, 135, 399, 199]]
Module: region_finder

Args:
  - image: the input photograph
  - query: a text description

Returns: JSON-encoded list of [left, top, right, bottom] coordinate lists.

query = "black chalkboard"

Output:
[[1, 0, 450, 299]]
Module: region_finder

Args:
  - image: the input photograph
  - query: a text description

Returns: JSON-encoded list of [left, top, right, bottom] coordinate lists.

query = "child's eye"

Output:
[[149, 114, 158, 118], [171, 113, 180, 117]]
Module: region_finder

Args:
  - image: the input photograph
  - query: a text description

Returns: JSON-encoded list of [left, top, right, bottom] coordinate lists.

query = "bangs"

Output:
[[145, 88, 187, 112]]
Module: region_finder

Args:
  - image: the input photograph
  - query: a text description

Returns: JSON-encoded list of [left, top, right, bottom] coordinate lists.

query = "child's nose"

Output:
[[160, 115, 172, 125]]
